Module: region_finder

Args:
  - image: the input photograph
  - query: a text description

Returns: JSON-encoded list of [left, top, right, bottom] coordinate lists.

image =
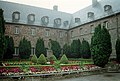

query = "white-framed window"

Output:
[[59, 31, 63, 38], [71, 31, 74, 37], [12, 11, 20, 22], [31, 47, 35, 54], [104, 5, 112, 12], [103, 21, 108, 29], [63, 21, 69, 27], [90, 25, 94, 33], [54, 18, 61, 27], [14, 26, 19, 34], [75, 18, 80, 23], [88, 12, 94, 18], [28, 14, 35, 23], [15, 47, 19, 55], [79, 28, 83, 35], [45, 29, 50, 37], [31, 28, 36, 36]]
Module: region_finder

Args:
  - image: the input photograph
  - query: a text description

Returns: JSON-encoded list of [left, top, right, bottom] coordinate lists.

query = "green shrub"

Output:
[[91, 24, 112, 67], [60, 54, 69, 64], [38, 54, 47, 65], [31, 54, 38, 63], [51, 55, 57, 61], [115, 38, 120, 63]]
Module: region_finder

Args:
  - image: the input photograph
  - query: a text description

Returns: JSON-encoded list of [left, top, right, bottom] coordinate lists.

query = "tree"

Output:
[[0, 9, 6, 59], [19, 37, 31, 59], [70, 39, 81, 58], [91, 24, 112, 67], [3, 36, 14, 59], [115, 38, 120, 63], [35, 38, 46, 58], [81, 39, 91, 59], [38, 54, 47, 65], [60, 54, 69, 64], [31, 54, 38, 63], [63, 43, 71, 58], [50, 39, 61, 58]]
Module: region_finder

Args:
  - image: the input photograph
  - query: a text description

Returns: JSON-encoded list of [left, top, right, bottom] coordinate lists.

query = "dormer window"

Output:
[[75, 18, 80, 23], [12, 11, 20, 22], [41, 16, 49, 26], [54, 18, 61, 27], [88, 12, 94, 18], [63, 21, 69, 27], [104, 5, 112, 12], [27, 14, 35, 23]]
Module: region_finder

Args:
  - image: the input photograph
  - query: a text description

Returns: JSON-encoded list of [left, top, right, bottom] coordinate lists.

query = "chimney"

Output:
[[92, 0, 98, 7], [53, 5, 58, 11]]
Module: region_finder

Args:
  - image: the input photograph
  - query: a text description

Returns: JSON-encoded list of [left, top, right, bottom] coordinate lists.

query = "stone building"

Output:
[[0, 0, 120, 58]]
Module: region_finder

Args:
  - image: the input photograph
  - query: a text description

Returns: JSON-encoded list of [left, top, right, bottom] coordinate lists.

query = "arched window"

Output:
[[87, 12, 94, 18], [63, 21, 69, 27], [104, 5, 112, 12], [41, 16, 49, 26], [75, 18, 80, 23], [27, 14, 35, 23], [12, 11, 20, 22], [54, 18, 61, 27]]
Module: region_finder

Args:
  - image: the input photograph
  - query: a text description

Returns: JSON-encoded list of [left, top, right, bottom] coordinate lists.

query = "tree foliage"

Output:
[[31, 54, 38, 63], [35, 38, 46, 58], [3, 36, 14, 59], [63, 43, 71, 58], [0, 9, 6, 59], [81, 39, 91, 59], [38, 54, 47, 65], [60, 54, 69, 64], [50, 39, 61, 58], [91, 24, 112, 67], [115, 38, 120, 63], [19, 37, 31, 59], [70, 39, 81, 58]]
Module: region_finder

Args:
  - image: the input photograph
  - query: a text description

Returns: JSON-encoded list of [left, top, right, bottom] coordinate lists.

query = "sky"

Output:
[[2, 0, 99, 13]]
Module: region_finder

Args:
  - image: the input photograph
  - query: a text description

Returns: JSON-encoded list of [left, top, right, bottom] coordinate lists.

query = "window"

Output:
[[28, 14, 35, 23], [88, 12, 94, 19], [79, 28, 83, 35], [31, 28, 36, 36], [63, 21, 69, 27], [15, 47, 19, 55], [103, 21, 108, 29], [45, 29, 50, 37], [31, 47, 35, 54], [59, 31, 63, 38], [54, 18, 61, 27], [90, 25, 94, 33], [12, 11, 20, 22], [71, 31, 74, 37], [75, 18, 80, 23], [104, 5, 112, 12], [14, 26, 19, 34], [41, 16, 49, 26]]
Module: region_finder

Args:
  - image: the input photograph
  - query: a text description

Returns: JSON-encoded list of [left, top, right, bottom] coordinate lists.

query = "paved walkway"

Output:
[[57, 73, 120, 81]]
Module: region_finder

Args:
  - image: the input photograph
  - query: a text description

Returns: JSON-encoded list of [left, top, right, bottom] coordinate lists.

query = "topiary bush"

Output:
[[91, 24, 112, 67], [81, 39, 91, 59], [51, 54, 57, 61], [60, 54, 69, 64], [38, 54, 47, 65], [115, 38, 120, 63], [31, 54, 38, 64]]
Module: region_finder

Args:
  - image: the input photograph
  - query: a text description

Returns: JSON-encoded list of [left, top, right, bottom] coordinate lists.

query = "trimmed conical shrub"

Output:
[[60, 54, 69, 64], [115, 38, 120, 63], [51, 54, 57, 61], [38, 54, 47, 65], [91, 24, 112, 67], [31, 54, 38, 63]]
